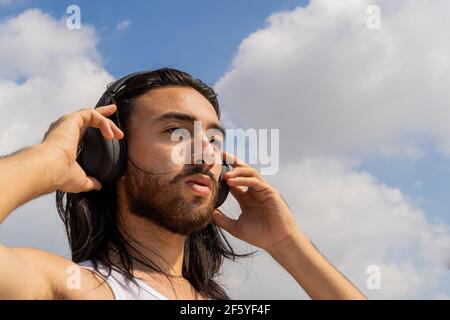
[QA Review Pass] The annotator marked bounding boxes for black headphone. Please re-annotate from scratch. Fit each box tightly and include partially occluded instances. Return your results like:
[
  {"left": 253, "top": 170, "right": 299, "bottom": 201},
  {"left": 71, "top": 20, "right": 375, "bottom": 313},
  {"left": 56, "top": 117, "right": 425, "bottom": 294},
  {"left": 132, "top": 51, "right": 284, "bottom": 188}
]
[{"left": 77, "top": 71, "right": 230, "bottom": 208}]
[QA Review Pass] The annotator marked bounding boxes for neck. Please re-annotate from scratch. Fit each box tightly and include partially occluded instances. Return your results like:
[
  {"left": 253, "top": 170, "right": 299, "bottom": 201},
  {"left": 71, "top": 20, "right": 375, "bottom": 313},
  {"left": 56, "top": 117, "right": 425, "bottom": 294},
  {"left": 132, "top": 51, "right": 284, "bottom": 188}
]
[{"left": 119, "top": 211, "right": 186, "bottom": 277}]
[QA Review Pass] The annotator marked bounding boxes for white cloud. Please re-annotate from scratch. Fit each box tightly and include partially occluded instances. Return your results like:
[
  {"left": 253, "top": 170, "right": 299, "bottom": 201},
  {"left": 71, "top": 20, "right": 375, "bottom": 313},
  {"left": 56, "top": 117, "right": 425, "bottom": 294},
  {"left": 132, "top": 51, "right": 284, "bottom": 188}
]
[
  {"left": 220, "top": 159, "right": 450, "bottom": 299},
  {"left": 116, "top": 19, "right": 131, "bottom": 31},
  {"left": 436, "top": 293, "right": 450, "bottom": 300},
  {"left": 215, "top": 0, "right": 450, "bottom": 299},
  {"left": 0, "top": 194, "right": 69, "bottom": 257},
  {"left": 0, "top": 10, "right": 112, "bottom": 255},
  {"left": 215, "top": 0, "right": 450, "bottom": 160},
  {"left": 1, "top": 3, "right": 450, "bottom": 300},
  {"left": 0, "top": 9, "right": 113, "bottom": 154}
]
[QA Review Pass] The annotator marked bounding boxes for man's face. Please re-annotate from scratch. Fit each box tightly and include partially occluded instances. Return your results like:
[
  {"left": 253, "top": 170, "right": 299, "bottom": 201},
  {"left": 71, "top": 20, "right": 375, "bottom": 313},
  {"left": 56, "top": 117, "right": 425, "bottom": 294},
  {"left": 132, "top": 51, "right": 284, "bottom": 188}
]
[{"left": 119, "top": 86, "right": 225, "bottom": 235}]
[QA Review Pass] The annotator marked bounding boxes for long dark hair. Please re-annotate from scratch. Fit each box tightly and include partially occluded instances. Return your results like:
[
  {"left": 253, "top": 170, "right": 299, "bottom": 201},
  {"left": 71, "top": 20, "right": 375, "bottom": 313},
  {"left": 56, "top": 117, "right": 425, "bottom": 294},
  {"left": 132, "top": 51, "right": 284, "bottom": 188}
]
[{"left": 56, "top": 68, "right": 253, "bottom": 299}]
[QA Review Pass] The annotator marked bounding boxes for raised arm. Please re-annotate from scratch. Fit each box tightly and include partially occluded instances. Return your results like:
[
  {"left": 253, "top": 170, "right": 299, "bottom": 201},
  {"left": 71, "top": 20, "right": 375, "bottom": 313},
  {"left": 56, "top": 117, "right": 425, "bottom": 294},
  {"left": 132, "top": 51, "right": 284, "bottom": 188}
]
[
  {"left": 212, "top": 151, "right": 366, "bottom": 300},
  {"left": 0, "top": 105, "right": 123, "bottom": 299}
]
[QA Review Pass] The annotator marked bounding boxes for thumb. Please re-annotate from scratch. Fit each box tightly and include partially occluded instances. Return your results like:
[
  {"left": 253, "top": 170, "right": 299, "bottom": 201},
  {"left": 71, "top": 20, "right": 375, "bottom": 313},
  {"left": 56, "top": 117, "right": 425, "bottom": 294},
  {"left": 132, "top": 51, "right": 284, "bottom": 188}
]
[
  {"left": 213, "top": 209, "right": 238, "bottom": 236},
  {"left": 83, "top": 176, "right": 102, "bottom": 191}
]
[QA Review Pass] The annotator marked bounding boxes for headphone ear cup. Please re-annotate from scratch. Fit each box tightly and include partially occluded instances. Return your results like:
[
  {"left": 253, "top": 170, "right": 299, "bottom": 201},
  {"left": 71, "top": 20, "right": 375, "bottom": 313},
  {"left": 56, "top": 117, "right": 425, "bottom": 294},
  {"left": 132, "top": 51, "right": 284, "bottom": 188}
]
[
  {"left": 78, "top": 127, "right": 127, "bottom": 184},
  {"left": 215, "top": 163, "right": 231, "bottom": 208}
]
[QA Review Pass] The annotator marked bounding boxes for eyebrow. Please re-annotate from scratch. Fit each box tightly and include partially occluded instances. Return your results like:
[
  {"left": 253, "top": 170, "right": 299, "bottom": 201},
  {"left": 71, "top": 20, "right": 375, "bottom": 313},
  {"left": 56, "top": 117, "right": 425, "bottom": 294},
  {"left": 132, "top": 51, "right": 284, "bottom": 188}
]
[{"left": 154, "top": 111, "right": 226, "bottom": 137}]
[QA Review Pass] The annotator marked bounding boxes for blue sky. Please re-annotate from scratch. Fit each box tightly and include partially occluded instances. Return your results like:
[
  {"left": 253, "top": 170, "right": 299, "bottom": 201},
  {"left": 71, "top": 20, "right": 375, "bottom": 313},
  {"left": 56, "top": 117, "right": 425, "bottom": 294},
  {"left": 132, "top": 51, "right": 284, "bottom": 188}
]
[
  {"left": 1, "top": 0, "right": 449, "bottom": 298},
  {"left": 3, "top": 0, "right": 449, "bottom": 227},
  {"left": 1, "top": 0, "right": 308, "bottom": 83},
  {"left": 360, "top": 147, "right": 450, "bottom": 225}
]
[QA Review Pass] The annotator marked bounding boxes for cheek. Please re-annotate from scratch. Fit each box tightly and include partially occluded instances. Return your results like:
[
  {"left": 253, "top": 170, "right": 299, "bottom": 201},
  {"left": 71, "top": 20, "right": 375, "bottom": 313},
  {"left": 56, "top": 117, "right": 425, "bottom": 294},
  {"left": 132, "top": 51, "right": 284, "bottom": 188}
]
[
  {"left": 129, "top": 138, "right": 184, "bottom": 173},
  {"left": 212, "top": 164, "right": 222, "bottom": 180}
]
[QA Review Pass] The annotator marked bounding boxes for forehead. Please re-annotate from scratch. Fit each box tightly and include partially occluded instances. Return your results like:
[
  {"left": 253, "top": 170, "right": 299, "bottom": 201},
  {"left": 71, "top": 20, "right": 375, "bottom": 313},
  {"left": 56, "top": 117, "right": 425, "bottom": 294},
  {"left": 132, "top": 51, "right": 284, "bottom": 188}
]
[{"left": 131, "top": 86, "right": 219, "bottom": 124}]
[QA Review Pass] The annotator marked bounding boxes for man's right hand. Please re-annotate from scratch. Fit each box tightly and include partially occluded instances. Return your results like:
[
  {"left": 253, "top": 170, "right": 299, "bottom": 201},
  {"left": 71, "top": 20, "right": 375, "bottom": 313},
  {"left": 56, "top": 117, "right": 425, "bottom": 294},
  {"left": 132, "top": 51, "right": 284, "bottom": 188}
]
[
  {"left": 0, "top": 105, "right": 123, "bottom": 299},
  {"left": 40, "top": 104, "right": 124, "bottom": 193}
]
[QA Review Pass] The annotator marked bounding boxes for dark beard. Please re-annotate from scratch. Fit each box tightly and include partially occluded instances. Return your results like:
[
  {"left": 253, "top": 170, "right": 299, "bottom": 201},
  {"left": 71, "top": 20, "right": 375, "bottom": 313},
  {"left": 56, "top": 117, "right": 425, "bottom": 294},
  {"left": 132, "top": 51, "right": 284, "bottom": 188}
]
[{"left": 123, "top": 163, "right": 219, "bottom": 235}]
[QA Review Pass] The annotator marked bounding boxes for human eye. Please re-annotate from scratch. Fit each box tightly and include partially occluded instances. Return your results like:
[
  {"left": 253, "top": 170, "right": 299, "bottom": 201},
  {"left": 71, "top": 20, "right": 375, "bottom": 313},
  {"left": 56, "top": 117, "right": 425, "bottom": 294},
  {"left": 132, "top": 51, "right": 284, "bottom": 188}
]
[
  {"left": 209, "top": 135, "right": 224, "bottom": 150},
  {"left": 165, "top": 127, "right": 181, "bottom": 133},
  {"left": 166, "top": 127, "right": 192, "bottom": 144}
]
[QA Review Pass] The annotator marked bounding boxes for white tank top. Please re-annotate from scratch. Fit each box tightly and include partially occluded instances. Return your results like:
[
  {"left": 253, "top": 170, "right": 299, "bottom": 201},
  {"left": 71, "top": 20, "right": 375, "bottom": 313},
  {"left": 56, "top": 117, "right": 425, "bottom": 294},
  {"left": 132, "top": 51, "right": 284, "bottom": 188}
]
[{"left": 78, "top": 260, "right": 169, "bottom": 300}]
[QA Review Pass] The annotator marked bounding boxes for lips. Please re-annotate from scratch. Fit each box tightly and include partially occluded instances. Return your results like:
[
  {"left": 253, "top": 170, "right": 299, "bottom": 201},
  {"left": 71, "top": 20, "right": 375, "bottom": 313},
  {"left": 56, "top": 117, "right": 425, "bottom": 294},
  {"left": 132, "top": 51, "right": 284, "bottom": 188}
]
[{"left": 185, "top": 174, "right": 211, "bottom": 196}]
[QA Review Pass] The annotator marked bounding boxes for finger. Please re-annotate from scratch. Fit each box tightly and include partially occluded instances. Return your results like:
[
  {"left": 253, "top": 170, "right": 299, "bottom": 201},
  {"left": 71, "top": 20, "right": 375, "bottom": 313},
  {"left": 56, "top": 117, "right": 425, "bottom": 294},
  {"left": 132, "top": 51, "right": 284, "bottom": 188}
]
[
  {"left": 74, "top": 108, "right": 112, "bottom": 137},
  {"left": 76, "top": 108, "right": 123, "bottom": 140},
  {"left": 79, "top": 104, "right": 118, "bottom": 121},
  {"left": 83, "top": 176, "right": 102, "bottom": 192},
  {"left": 95, "top": 104, "right": 117, "bottom": 115},
  {"left": 105, "top": 117, "right": 124, "bottom": 139},
  {"left": 225, "top": 166, "right": 264, "bottom": 181},
  {"left": 77, "top": 105, "right": 121, "bottom": 131},
  {"left": 229, "top": 184, "right": 247, "bottom": 199},
  {"left": 222, "top": 151, "right": 249, "bottom": 168},
  {"left": 78, "top": 118, "right": 123, "bottom": 144},
  {"left": 213, "top": 209, "right": 238, "bottom": 236},
  {"left": 93, "top": 107, "right": 124, "bottom": 139},
  {"left": 226, "top": 176, "right": 270, "bottom": 192}
]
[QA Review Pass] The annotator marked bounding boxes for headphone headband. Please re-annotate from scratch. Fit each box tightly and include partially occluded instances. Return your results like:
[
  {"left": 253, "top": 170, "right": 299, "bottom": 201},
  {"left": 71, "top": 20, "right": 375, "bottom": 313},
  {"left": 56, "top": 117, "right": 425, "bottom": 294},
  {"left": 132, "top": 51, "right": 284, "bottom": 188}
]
[{"left": 95, "top": 71, "right": 155, "bottom": 108}]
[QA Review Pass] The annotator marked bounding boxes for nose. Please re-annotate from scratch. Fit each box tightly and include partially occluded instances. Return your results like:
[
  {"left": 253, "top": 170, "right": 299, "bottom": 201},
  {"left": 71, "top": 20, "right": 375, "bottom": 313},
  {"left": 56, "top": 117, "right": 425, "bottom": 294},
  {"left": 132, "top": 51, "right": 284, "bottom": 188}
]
[{"left": 190, "top": 130, "right": 218, "bottom": 168}]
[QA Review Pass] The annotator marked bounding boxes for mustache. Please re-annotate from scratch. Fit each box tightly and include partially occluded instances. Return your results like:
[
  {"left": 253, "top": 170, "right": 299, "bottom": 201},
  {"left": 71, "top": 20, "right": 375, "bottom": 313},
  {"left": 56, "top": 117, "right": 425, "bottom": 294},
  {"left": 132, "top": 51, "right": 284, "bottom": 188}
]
[{"left": 172, "top": 165, "right": 216, "bottom": 185}]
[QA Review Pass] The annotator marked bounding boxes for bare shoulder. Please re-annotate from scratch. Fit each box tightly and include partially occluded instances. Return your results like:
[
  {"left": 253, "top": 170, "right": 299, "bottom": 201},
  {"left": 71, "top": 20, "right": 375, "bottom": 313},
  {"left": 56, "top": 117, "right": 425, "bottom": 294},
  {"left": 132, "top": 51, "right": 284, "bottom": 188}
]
[{"left": 3, "top": 246, "right": 114, "bottom": 300}]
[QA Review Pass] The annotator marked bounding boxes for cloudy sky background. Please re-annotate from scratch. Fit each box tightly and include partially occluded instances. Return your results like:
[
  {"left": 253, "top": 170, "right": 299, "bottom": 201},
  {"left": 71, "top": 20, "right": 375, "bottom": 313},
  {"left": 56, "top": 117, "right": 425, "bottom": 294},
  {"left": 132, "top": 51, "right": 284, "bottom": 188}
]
[{"left": 1, "top": 0, "right": 449, "bottom": 299}]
